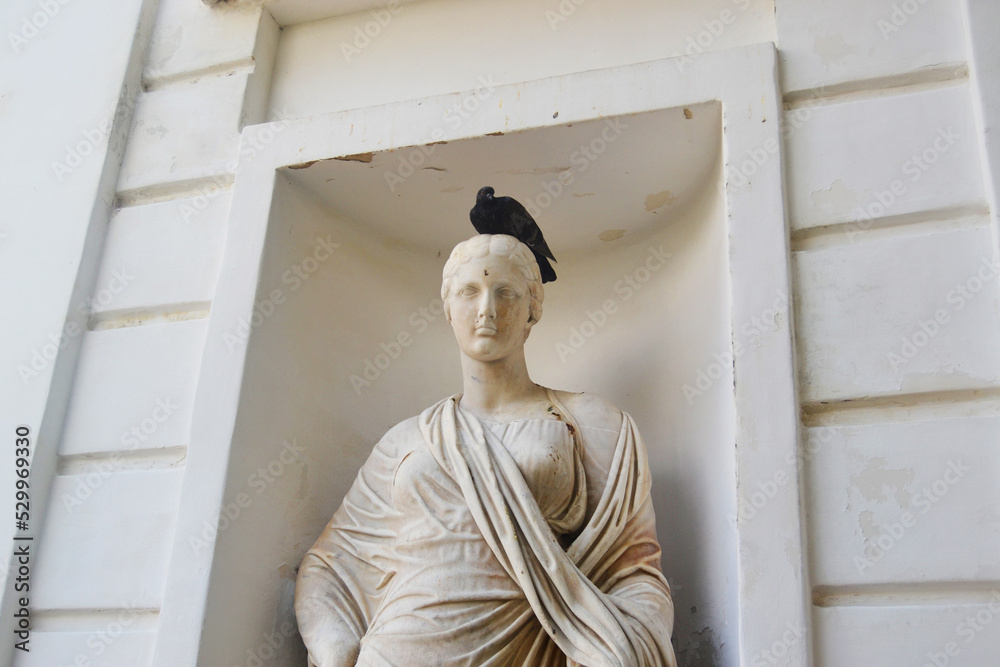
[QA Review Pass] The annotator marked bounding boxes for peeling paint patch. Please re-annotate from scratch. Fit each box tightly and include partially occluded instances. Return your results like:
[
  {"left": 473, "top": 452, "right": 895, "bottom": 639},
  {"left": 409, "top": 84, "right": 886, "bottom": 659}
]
[
  {"left": 335, "top": 152, "right": 373, "bottom": 163},
  {"left": 809, "top": 178, "right": 859, "bottom": 214},
  {"left": 813, "top": 32, "right": 856, "bottom": 67},
  {"left": 850, "top": 456, "right": 914, "bottom": 507},
  {"left": 145, "top": 124, "right": 168, "bottom": 139},
  {"left": 150, "top": 26, "right": 184, "bottom": 71},
  {"left": 683, "top": 108, "right": 693, "bottom": 119},
  {"left": 599, "top": 229, "right": 626, "bottom": 242},
  {"left": 421, "top": 166, "right": 446, "bottom": 172},
  {"left": 288, "top": 160, "right": 318, "bottom": 170},
  {"left": 644, "top": 190, "right": 677, "bottom": 212},
  {"left": 858, "top": 509, "right": 880, "bottom": 543}
]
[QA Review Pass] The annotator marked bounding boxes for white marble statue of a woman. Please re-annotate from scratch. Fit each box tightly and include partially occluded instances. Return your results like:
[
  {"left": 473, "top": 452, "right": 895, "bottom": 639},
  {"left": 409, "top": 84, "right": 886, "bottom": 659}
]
[{"left": 295, "top": 234, "right": 677, "bottom": 667}]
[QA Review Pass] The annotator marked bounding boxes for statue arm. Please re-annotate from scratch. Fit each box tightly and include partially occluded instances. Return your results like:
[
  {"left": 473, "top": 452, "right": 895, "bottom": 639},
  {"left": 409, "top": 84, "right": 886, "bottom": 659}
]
[
  {"left": 591, "top": 497, "right": 677, "bottom": 667},
  {"left": 295, "top": 429, "right": 407, "bottom": 667},
  {"left": 565, "top": 392, "right": 677, "bottom": 666},
  {"left": 295, "top": 552, "right": 368, "bottom": 667}
]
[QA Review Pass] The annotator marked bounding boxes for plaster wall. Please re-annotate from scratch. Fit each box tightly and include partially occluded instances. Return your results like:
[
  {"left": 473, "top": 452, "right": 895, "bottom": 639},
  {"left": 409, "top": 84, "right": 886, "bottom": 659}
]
[
  {"left": 0, "top": 0, "right": 157, "bottom": 662},
  {"left": 268, "top": 0, "right": 776, "bottom": 121},
  {"left": 774, "top": 0, "right": 1000, "bottom": 665},
  {"left": 3, "top": 0, "right": 277, "bottom": 664},
  {"left": 6, "top": 0, "right": 1000, "bottom": 665}
]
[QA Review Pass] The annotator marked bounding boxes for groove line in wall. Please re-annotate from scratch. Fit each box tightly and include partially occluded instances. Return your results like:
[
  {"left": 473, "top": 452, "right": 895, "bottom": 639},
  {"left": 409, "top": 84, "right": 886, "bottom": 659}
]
[
  {"left": 31, "top": 607, "right": 160, "bottom": 632},
  {"left": 801, "top": 387, "right": 1000, "bottom": 427},
  {"left": 141, "top": 58, "right": 256, "bottom": 92},
  {"left": 814, "top": 582, "right": 1000, "bottom": 608},
  {"left": 88, "top": 302, "right": 212, "bottom": 331},
  {"left": 789, "top": 204, "right": 991, "bottom": 252},
  {"left": 783, "top": 63, "right": 969, "bottom": 110},
  {"left": 57, "top": 446, "right": 188, "bottom": 475},
  {"left": 116, "top": 173, "right": 235, "bottom": 208}
]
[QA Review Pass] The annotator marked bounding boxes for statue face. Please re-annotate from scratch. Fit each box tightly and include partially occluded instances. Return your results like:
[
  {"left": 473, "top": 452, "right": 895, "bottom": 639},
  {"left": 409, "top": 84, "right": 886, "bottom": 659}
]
[{"left": 446, "top": 253, "right": 534, "bottom": 362}]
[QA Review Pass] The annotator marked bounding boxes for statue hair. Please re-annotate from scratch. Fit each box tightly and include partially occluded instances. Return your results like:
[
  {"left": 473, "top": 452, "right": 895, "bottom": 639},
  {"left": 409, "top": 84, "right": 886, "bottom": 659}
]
[{"left": 441, "top": 234, "right": 544, "bottom": 325}]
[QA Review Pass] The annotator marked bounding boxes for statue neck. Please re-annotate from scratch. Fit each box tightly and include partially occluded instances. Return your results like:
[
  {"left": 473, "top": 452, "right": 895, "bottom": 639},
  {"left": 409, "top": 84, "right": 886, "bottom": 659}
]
[{"left": 458, "top": 350, "right": 547, "bottom": 421}]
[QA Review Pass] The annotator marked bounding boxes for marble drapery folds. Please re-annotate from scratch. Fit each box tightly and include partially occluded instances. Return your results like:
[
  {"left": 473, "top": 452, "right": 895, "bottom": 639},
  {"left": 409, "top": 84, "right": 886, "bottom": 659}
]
[{"left": 296, "top": 391, "right": 676, "bottom": 666}]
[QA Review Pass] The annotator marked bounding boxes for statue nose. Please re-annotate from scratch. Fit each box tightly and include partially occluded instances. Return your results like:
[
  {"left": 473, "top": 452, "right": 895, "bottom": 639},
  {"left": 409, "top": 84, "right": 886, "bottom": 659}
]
[{"left": 477, "top": 293, "right": 496, "bottom": 320}]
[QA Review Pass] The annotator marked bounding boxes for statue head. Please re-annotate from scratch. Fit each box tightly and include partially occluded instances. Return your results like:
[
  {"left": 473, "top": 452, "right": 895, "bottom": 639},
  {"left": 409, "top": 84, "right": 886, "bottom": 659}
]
[
  {"left": 441, "top": 235, "right": 544, "bottom": 361},
  {"left": 442, "top": 235, "right": 544, "bottom": 323}
]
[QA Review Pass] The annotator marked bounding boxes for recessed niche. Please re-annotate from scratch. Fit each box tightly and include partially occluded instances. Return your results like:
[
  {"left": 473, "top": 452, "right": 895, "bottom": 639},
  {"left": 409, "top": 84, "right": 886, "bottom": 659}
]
[
  {"left": 198, "top": 103, "right": 739, "bottom": 666},
  {"left": 183, "top": 48, "right": 795, "bottom": 667}
]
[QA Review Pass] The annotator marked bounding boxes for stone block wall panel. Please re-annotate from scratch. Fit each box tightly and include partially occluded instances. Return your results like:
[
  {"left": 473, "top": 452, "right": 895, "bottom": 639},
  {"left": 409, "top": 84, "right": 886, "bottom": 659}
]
[
  {"left": 145, "top": 0, "right": 262, "bottom": 84},
  {"left": 59, "top": 320, "right": 207, "bottom": 457},
  {"left": 814, "top": 604, "right": 1000, "bottom": 666},
  {"left": 12, "top": 631, "right": 156, "bottom": 667},
  {"left": 805, "top": 417, "right": 1000, "bottom": 587},
  {"left": 32, "top": 469, "right": 183, "bottom": 610},
  {"left": 794, "top": 224, "right": 1000, "bottom": 403},
  {"left": 91, "top": 195, "right": 230, "bottom": 317},
  {"left": 117, "top": 72, "right": 248, "bottom": 200},
  {"left": 786, "top": 83, "right": 986, "bottom": 231},
  {"left": 776, "top": 0, "right": 967, "bottom": 93}
]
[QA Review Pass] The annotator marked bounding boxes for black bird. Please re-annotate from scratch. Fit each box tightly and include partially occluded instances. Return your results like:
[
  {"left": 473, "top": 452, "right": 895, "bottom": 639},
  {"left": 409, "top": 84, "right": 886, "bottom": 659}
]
[{"left": 469, "top": 186, "right": 557, "bottom": 283}]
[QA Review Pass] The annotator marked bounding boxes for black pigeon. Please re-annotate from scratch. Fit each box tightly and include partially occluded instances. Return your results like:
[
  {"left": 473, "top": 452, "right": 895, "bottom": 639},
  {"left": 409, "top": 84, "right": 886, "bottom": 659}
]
[{"left": 469, "top": 186, "right": 557, "bottom": 283}]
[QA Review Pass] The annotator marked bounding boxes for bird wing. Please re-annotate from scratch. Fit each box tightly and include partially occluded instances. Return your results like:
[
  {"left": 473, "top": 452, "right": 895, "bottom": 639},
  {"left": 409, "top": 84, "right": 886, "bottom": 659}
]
[
  {"left": 534, "top": 252, "right": 557, "bottom": 283},
  {"left": 470, "top": 201, "right": 502, "bottom": 235},
  {"left": 507, "top": 199, "right": 556, "bottom": 261}
]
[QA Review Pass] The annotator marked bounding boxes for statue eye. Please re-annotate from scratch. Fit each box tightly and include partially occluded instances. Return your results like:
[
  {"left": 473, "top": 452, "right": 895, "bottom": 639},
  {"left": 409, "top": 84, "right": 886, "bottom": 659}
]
[
  {"left": 459, "top": 286, "right": 478, "bottom": 297},
  {"left": 498, "top": 287, "right": 518, "bottom": 299}
]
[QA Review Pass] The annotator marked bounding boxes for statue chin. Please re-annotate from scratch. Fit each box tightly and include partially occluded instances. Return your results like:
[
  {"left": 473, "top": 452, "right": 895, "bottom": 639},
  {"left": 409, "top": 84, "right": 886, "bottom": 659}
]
[{"left": 294, "top": 236, "right": 677, "bottom": 667}]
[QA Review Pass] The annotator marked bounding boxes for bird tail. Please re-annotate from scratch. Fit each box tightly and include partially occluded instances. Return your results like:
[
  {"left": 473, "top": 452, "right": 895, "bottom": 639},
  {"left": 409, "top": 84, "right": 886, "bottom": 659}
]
[{"left": 535, "top": 254, "right": 557, "bottom": 284}]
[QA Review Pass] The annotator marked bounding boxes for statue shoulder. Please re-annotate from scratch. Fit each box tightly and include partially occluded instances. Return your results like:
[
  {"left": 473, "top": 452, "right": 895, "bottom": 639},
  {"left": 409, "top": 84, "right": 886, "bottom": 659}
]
[
  {"left": 374, "top": 415, "right": 424, "bottom": 457},
  {"left": 551, "top": 390, "right": 625, "bottom": 434}
]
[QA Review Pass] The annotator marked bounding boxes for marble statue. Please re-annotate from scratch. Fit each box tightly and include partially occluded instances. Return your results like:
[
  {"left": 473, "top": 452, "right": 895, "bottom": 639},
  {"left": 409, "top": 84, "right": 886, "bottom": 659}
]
[{"left": 295, "top": 234, "right": 677, "bottom": 666}]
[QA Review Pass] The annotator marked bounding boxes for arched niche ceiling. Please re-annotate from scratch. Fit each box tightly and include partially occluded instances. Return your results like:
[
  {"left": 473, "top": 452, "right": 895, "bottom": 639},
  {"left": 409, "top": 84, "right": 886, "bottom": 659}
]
[{"left": 282, "top": 103, "right": 721, "bottom": 255}]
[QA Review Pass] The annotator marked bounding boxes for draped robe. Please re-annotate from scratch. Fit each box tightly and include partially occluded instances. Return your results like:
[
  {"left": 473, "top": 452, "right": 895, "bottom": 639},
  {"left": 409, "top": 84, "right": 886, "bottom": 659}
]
[{"left": 295, "top": 391, "right": 676, "bottom": 667}]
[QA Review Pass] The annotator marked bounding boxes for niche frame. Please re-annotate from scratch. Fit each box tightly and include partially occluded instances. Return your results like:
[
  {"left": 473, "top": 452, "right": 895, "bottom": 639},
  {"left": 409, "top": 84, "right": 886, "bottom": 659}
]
[{"left": 150, "top": 43, "right": 808, "bottom": 667}]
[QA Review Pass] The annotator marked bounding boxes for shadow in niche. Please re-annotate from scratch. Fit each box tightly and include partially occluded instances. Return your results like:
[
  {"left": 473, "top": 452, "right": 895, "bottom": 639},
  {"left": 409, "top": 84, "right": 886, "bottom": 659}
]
[
  {"left": 620, "top": 333, "right": 727, "bottom": 666},
  {"left": 655, "top": 472, "right": 724, "bottom": 667}
]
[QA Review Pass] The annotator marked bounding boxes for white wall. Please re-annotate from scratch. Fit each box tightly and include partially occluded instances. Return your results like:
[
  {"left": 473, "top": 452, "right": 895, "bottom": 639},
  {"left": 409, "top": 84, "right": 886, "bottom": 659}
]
[
  {"left": 3, "top": 0, "right": 277, "bottom": 664},
  {"left": 269, "top": 0, "right": 776, "bottom": 121},
  {"left": 776, "top": 0, "right": 1000, "bottom": 664},
  {"left": 10, "top": 0, "right": 1000, "bottom": 665},
  {"left": 1, "top": 0, "right": 155, "bottom": 663}
]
